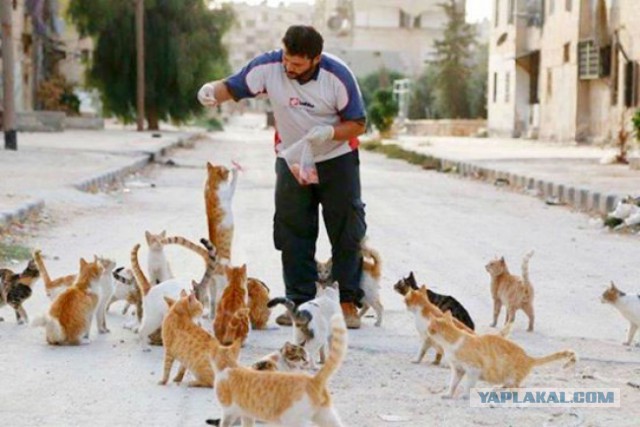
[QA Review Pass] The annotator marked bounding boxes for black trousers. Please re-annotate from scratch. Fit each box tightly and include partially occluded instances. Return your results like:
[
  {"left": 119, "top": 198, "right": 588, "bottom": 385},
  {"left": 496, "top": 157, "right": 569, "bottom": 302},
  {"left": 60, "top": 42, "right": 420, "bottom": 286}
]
[{"left": 274, "top": 150, "right": 366, "bottom": 305}]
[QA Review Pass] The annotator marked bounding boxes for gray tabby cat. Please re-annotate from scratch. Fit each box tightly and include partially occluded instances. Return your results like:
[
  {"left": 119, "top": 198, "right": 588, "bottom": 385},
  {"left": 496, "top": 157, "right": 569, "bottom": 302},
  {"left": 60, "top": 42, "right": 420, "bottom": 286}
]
[{"left": 0, "top": 259, "right": 40, "bottom": 324}]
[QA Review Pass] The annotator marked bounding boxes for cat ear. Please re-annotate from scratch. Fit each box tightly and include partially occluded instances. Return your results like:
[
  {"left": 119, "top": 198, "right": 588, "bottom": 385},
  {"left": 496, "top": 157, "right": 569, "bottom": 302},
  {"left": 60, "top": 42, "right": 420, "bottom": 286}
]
[
  {"left": 145, "top": 231, "right": 152, "bottom": 245},
  {"left": 160, "top": 230, "right": 167, "bottom": 238},
  {"left": 180, "top": 289, "right": 188, "bottom": 298},
  {"left": 164, "top": 296, "right": 176, "bottom": 307},
  {"left": 500, "top": 256, "right": 505, "bottom": 262},
  {"left": 240, "top": 264, "right": 247, "bottom": 275},
  {"left": 188, "top": 293, "right": 197, "bottom": 304},
  {"left": 79, "top": 258, "right": 88, "bottom": 268},
  {"left": 331, "top": 281, "right": 339, "bottom": 289},
  {"left": 610, "top": 281, "right": 617, "bottom": 290},
  {"left": 206, "top": 162, "right": 214, "bottom": 173},
  {"left": 419, "top": 284, "right": 427, "bottom": 293}
]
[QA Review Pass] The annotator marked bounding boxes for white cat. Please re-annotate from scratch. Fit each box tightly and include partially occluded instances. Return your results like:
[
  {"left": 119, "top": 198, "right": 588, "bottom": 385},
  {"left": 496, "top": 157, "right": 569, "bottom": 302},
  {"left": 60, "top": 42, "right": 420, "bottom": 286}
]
[
  {"left": 137, "top": 278, "right": 194, "bottom": 351},
  {"left": 108, "top": 267, "right": 136, "bottom": 315},
  {"left": 145, "top": 230, "right": 173, "bottom": 285},
  {"left": 267, "top": 282, "right": 342, "bottom": 369},
  {"left": 94, "top": 257, "right": 116, "bottom": 334},
  {"left": 602, "top": 282, "right": 640, "bottom": 346}
]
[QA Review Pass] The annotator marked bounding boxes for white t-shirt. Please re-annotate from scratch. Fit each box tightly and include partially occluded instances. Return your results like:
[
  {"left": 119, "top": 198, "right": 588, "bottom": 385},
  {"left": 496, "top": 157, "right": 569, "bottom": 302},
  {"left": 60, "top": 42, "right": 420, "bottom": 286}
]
[{"left": 224, "top": 49, "right": 366, "bottom": 163}]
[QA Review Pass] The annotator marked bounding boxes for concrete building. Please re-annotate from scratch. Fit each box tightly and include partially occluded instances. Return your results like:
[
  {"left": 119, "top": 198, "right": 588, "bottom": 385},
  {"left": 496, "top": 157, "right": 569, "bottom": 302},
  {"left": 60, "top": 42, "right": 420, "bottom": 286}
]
[
  {"left": 313, "top": 0, "right": 461, "bottom": 77},
  {"left": 223, "top": 1, "right": 314, "bottom": 73},
  {"left": 488, "top": 0, "right": 640, "bottom": 143}
]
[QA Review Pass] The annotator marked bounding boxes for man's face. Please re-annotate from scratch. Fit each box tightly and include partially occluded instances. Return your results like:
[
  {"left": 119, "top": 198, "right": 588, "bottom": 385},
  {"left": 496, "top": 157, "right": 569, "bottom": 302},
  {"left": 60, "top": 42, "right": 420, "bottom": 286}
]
[{"left": 283, "top": 50, "right": 320, "bottom": 81}]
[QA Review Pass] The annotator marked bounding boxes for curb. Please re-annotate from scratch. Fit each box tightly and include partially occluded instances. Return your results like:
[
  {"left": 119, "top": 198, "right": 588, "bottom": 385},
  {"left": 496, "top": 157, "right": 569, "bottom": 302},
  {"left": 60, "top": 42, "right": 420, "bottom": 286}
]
[
  {"left": 436, "top": 157, "right": 620, "bottom": 216},
  {"left": 0, "top": 199, "right": 45, "bottom": 231},
  {"left": 0, "top": 133, "right": 201, "bottom": 231},
  {"left": 73, "top": 133, "right": 197, "bottom": 192}
]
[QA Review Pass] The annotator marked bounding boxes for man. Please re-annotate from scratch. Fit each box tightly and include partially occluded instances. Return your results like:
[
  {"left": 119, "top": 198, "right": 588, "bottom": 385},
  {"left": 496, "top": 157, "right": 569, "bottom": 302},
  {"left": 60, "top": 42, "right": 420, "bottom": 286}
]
[{"left": 197, "top": 25, "right": 367, "bottom": 329}]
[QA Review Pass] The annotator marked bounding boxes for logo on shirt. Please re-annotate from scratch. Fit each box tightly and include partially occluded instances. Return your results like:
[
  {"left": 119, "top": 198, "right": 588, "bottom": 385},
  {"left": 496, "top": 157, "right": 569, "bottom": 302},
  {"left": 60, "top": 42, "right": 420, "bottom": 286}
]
[{"left": 289, "top": 97, "right": 315, "bottom": 109}]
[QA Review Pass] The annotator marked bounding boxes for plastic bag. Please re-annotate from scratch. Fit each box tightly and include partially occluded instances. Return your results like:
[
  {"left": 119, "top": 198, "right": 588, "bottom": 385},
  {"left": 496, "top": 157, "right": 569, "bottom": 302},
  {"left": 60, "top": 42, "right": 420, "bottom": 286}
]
[{"left": 279, "top": 138, "right": 319, "bottom": 185}]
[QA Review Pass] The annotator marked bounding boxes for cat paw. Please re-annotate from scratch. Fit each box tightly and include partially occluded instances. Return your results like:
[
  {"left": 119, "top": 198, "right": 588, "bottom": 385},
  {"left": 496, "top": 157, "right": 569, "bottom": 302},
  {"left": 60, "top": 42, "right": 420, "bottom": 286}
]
[
  {"left": 411, "top": 359, "right": 422, "bottom": 364},
  {"left": 441, "top": 395, "right": 454, "bottom": 400},
  {"left": 17, "top": 319, "right": 26, "bottom": 325},
  {"left": 80, "top": 338, "right": 91, "bottom": 345},
  {"left": 623, "top": 341, "right": 631, "bottom": 346},
  {"left": 158, "top": 380, "right": 168, "bottom": 386},
  {"left": 99, "top": 328, "right": 110, "bottom": 334},
  {"left": 490, "top": 322, "right": 497, "bottom": 327},
  {"left": 142, "top": 347, "right": 152, "bottom": 353}
]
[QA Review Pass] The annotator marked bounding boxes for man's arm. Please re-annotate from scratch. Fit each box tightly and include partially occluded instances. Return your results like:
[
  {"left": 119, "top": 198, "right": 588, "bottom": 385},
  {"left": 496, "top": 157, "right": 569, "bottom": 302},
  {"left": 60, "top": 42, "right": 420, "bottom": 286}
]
[
  {"left": 332, "top": 119, "right": 366, "bottom": 141},
  {"left": 197, "top": 80, "right": 234, "bottom": 107}
]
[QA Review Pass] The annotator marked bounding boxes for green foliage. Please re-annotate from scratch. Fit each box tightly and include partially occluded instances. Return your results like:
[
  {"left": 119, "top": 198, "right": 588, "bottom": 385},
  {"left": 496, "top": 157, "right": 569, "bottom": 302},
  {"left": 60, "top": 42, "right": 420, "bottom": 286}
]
[
  {"left": 632, "top": 109, "right": 640, "bottom": 142},
  {"left": 432, "top": 0, "right": 476, "bottom": 118},
  {"left": 0, "top": 242, "right": 32, "bottom": 263},
  {"left": 67, "top": 0, "right": 234, "bottom": 129},
  {"left": 361, "top": 140, "right": 441, "bottom": 169},
  {"left": 408, "top": 65, "right": 439, "bottom": 119},
  {"left": 358, "top": 69, "right": 405, "bottom": 109},
  {"left": 367, "top": 89, "right": 399, "bottom": 135},
  {"left": 468, "top": 42, "right": 488, "bottom": 119}
]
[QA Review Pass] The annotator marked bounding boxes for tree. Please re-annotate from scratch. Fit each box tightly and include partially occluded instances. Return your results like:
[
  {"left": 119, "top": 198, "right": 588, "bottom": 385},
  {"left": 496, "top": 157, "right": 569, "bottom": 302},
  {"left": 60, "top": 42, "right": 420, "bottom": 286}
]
[
  {"left": 358, "top": 69, "right": 405, "bottom": 109},
  {"left": 432, "top": 0, "right": 475, "bottom": 118},
  {"left": 408, "top": 65, "right": 439, "bottom": 119},
  {"left": 467, "top": 42, "right": 488, "bottom": 119},
  {"left": 67, "top": 0, "right": 233, "bottom": 130},
  {"left": 368, "top": 89, "right": 399, "bottom": 137}
]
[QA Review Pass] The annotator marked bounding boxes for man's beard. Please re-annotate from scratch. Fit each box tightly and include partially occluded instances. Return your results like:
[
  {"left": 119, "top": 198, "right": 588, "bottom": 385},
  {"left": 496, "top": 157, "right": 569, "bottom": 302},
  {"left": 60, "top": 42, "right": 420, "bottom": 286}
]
[{"left": 286, "top": 64, "right": 317, "bottom": 83}]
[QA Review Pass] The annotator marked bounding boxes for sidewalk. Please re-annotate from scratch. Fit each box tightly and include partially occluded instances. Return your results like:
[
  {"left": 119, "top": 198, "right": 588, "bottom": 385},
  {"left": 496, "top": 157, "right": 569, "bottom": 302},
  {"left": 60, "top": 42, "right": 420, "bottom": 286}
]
[
  {"left": 0, "top": 129, "right": 200, "bottom": 230},
  {"left": 384, "top": 134, "right": 640, "bottom": 215}
]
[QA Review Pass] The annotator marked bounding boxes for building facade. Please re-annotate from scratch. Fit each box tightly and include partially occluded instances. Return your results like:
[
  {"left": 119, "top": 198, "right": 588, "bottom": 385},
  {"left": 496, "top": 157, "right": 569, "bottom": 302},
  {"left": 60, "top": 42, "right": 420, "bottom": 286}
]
[
  {"left": 313, "top": 0, "right": 461, "bottom": 77},
  {"left": 488, "top": 0, "right": 640, "bottom": 143}
]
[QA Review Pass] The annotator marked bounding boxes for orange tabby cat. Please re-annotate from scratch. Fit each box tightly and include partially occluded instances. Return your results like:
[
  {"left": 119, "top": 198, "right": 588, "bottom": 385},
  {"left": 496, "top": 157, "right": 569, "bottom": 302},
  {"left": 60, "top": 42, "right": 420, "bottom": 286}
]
[
  {"left": 485, "top": 251, "right": 535, "bottom": 331},
  {"left": 221, "top": 307, "right": 251, "bottom": 347},
  {"left": 33, "top": 249, "right": 76, "bottom": 300},
  {"left": 213, "top": 264, "right": 249, "bottom": 345},
  {"left": 204, "top": 163, "right": 238, "bottom": 318},
  {"left": 159, "top": 291, "right": 220, "bottom": 388},
  {"left": 32, "top": 257, "right": 103, "bottom": 345},
  {"left": 247, "top": 277, "right": 271, "bottom": 329},
  {"left": 210, "top": 314, "right": 347, "bottom": 426},
  {"left": 403, "top": 286, "right": 475, "bottom": 365},
  {"left": 428, "top": 311, "right": 576, "bottom": 399}
]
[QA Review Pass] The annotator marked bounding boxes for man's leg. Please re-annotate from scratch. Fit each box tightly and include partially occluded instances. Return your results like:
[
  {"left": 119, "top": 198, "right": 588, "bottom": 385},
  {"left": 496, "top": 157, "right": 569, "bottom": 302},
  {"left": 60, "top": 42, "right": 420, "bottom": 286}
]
[
  {"left": 274, "top": 158, "right": 319, "bottom": 306},
  {"left": 318, "top": 151, "right": 366, "bottom": 318}
]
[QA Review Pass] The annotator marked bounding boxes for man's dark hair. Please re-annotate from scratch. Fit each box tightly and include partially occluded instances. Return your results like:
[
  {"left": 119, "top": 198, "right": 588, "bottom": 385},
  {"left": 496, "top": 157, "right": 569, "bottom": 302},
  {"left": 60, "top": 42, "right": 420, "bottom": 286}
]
[{"left": 282, "top": 26, "right": 323, "bottom": 59}]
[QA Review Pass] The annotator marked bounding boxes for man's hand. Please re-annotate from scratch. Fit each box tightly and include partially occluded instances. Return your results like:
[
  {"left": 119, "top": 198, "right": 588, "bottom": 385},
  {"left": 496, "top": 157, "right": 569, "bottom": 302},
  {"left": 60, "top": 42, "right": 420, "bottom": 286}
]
[
  {"left": 303, "top": 125, "right": 335, "bottom": 145},
  {"left": 197, "top": 82, "right": 218, "bottom": 107}
]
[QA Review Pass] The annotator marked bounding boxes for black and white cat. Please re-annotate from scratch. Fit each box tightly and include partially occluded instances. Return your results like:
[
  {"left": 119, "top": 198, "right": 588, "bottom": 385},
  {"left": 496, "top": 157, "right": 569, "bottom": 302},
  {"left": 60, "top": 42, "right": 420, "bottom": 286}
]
[
  {"left": 0, "top": 259, "right": 40, "bottom": 324},
  {"left": 267, "top": 282, "right": 342, "bottom": 369},
  {"left": 252, "top": 342, "right": 311, "bottom": 372}
]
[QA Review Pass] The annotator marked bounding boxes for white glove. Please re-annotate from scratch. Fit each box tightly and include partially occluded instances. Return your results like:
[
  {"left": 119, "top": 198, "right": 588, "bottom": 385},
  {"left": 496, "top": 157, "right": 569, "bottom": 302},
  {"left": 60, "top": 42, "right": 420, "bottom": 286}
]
[
  {"left": 197, "top": 82, "right": 218, "bottom": 107},
  {"left": 304, "top": 125, "right": 335, "bottom": 145}
]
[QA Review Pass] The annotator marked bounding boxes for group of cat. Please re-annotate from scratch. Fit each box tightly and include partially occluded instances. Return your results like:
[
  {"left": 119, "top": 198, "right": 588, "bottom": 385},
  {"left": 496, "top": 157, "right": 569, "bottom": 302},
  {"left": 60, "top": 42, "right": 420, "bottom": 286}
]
[{"left": 2, "top": 160, "right": 639, "bottom": 425}]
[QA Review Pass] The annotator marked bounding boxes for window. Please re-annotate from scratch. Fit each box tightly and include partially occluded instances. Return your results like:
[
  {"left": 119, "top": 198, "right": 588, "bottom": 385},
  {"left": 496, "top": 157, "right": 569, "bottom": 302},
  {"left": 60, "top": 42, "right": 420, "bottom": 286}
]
[
  {"left": 563, "top": 43, "right": 570, "bottom": 63},
  {"left": 413, "top": 15, "right": 422, "bottom": 28},
  {"left": 399, "top": 10, "right": 412, "bottom": 28},
  {"left": 495, "top": 0, "right": 500, "bottom": 27},
  {"left": 578, "top": 40, "right": 600, "bottom": 79},
  {"left": 546, "top": 68, "right": 553, "bottom": 98},
  {"left": 493, "top": 72, "right": 498, "bottom": 102},
  {"left": 624, "top": 61, "right": 639, "bottom": 107},
  {"left": 245, "top": 19, "right": 255, "bottom": 28},
  {"left": 505, "top": 72, "right": 511, "bottom": 102},
  {"left": 566, "top": 0, "right": 572, "bottom": 12},
  {"left": 549, "top": 0, "right": 555, "bottom": 15},
  {"left": 508, "top": 0, "right": 514, "bottom": 24}
]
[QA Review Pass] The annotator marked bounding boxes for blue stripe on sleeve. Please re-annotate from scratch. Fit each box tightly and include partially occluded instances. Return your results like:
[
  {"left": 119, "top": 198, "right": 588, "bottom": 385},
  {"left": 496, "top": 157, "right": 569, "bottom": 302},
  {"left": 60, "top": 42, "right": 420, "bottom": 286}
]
[
  {"left": 224, "top": 50, "right": 283, "bottom": 100},
  {"left": 320, "top": 55, "right": 366, "bottom": 121}
]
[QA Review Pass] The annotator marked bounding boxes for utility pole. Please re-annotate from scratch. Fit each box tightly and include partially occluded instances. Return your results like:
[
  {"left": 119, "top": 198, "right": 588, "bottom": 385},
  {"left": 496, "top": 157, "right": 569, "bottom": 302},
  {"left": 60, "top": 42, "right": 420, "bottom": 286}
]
[
  {"left": 136, "top": 0, "right": 145, "bottom": 131},
  {"left": 1, "top": 0, "right": 17, "bottom": 150}
]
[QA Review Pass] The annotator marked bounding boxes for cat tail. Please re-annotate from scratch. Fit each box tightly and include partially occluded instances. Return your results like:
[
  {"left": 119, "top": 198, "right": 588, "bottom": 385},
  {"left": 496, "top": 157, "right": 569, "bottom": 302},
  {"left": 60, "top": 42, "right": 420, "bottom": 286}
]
[
  {"left": 267, "top": 297, "right": 297, "bottom": 317},
  {"left": 130, "top": 244, "right": 151, "bottom": 296},
  {"left": 521, "top": 251, "right": 535, "bottom": 290},
  {"left": 532, "top": 350, "right": 577, "bottom": 369},
  {"left": 312, "top": 314, "right": 348, "bottom": 387},
  {"left": 160, "top": 235, "right": 210, "bottom": 262},
  {"left": 32, "top": 314, "right": 65, "bottom": 342},
  {"left": 32, "top": 249, "right": 52, "bottom": 287},
  {"left": 360, "top": 239, "right": 382, "bottom": 277},
  {"left": 498, "top": 321, "right": 514, "bottom": 338},
  {"left": 112, "top": 267, "right": 134, "bottom": 285}
]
